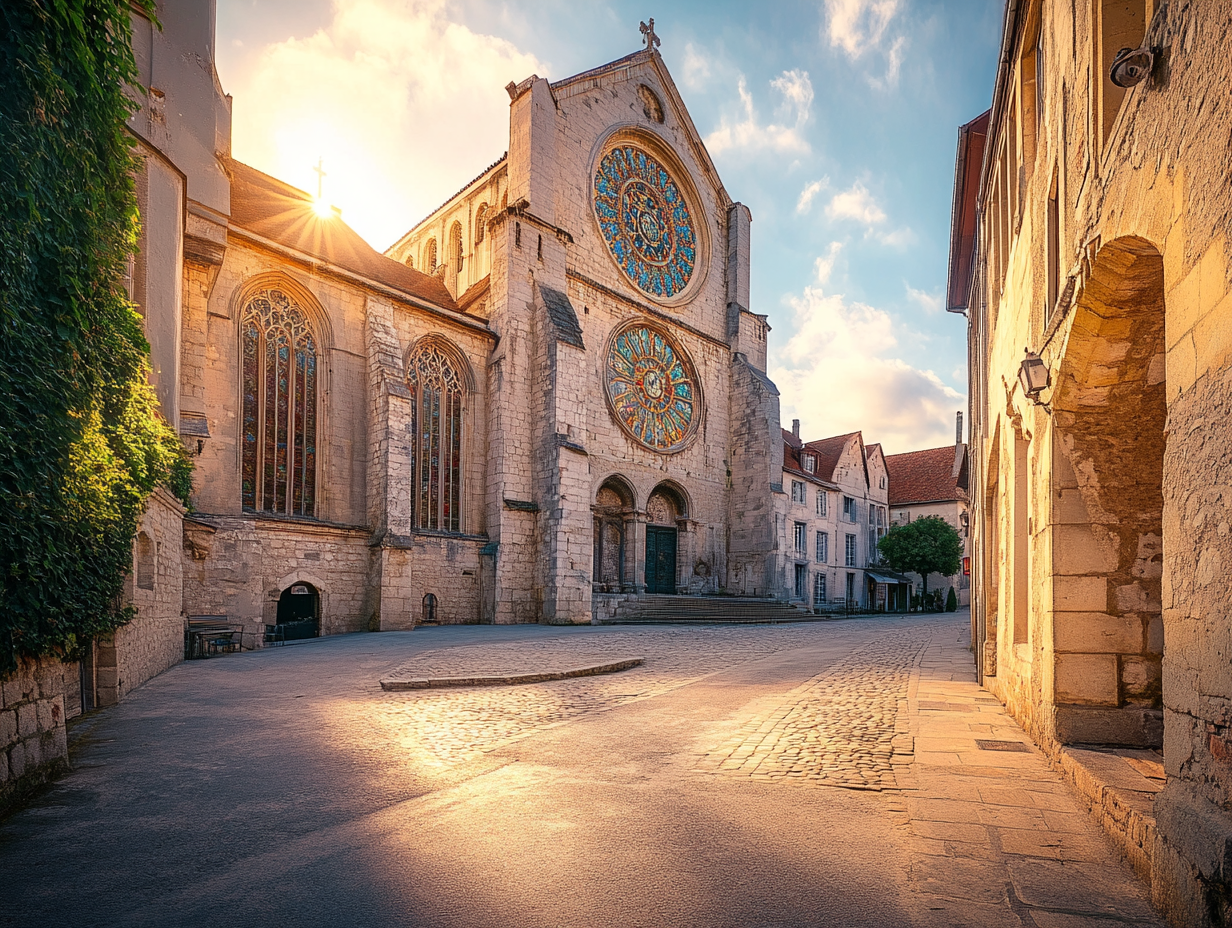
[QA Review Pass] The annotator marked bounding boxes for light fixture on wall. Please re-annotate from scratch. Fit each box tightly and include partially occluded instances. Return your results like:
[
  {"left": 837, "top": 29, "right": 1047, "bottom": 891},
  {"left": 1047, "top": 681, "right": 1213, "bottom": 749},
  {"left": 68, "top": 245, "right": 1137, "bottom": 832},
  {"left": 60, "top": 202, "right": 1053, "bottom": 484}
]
[
  {"left": 1018, "top": 348, "right": 1052, "bottom": 411},
  {"left": 1110, "top": 46, "right": 1155, "bottom": 88}
]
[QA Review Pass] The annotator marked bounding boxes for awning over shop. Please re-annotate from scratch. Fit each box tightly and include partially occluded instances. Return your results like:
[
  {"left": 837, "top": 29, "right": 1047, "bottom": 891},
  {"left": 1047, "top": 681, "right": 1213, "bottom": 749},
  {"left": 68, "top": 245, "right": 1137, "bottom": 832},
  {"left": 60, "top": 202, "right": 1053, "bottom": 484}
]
[{"left": 866, "top": 569, "right": 912, "bottom": 585}]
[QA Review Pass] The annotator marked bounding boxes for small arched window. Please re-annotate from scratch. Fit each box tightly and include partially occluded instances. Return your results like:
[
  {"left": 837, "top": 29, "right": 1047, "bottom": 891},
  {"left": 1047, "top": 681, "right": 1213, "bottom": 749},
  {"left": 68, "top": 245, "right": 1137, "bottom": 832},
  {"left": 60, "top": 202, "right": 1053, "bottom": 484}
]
[
  {"left": 424, "top": 239, "right": 438, "bottom": 273},
  {"left": 407, "top": 339, "right": 466, "bottom": 532},
  {"left": 474, "top": 204, "right": 488, "bottom": 245},
  {"left": 405, "top": 253, "right": 415, "bottom": 270},
  {"left": 450, "top": 221, "right": 463, "bottom": 275},
  {"left": 241, "top": 288, "right": 318, "bottom": 517}
]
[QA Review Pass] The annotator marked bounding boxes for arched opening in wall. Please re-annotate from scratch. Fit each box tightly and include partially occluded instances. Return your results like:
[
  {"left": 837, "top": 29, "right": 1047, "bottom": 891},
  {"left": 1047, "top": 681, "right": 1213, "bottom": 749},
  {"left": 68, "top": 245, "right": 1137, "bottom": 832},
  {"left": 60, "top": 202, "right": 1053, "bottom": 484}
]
[
  {"left": 136, "top": 531, "right": 155, "bottom": 591},
  {"left": 405, "top": 253, "right": 414, "bottom": 270},
  {"left": 276, "top": 582, "right": 320, "bottom": 640},
  {"left": 474, "top": 204, "right": 488, "bottom": 245},
  {"left": 593, "top": 477, "right": 635, "bottom": 591},
  {"left": 424, "top": 238, "right": 438, "bottom": 274},
  {"left": 645, "top": 483, "right": 687, "bottom": 595},
  {"left": 1051, "top": 235, "right": 1165, "bottom": 748},
  {"left": 422, "top": 593, "right": 438, "bottom": 624},
  {"left": 447, "top": 221, "right": 463, "bottom": 296}
]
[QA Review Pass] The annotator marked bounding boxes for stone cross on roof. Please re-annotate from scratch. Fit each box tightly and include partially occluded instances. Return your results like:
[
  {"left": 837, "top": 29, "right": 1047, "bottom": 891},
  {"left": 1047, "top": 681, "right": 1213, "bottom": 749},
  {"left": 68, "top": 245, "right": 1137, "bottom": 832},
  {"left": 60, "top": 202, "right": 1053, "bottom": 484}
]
[{"left": 640, "top": 18, "right": 661, "bottom": 51}]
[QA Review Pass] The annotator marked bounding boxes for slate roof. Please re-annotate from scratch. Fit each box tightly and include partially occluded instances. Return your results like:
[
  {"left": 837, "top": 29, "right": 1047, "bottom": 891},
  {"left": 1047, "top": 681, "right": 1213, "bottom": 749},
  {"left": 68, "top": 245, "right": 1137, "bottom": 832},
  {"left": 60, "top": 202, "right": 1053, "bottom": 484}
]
[
  {"left": 228, "top": 160, "right": 459, "bottom": 311},
  {"left": 884, "top": 444, "right": 969, "bottom": 506},
  {"left": 539, "top": 285, "right": 585, "bottom": 349}
]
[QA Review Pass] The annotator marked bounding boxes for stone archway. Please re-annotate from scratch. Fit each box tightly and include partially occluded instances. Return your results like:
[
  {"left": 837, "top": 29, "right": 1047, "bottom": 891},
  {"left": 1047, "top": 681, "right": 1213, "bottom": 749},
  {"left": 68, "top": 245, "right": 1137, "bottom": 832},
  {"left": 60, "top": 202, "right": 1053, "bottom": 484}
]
[
  {"left": 646, "top": 483, "right": 688, "bottom": 595},
  {"left": 593, "top": 476, "right": 635, "bottom": 592},
  {"left": 1049, "top": 236, "right": 1165, "bottom": 747}
]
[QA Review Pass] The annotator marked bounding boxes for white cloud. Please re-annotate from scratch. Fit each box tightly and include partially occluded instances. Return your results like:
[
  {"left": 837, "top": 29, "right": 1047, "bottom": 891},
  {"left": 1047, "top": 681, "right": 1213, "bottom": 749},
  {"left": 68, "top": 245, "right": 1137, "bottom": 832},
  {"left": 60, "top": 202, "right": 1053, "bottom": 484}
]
[
  {"left": 824, "top": 180, "right": 914, "bottom": 246},
  {"left": 771, "top": 280, "right": 965, "bottom": 453},
  {"left": 796, "top": 177, "right": 830, "bottom": 214},
  {"left": 770, "top": 69, "right": 814, "bottom": 126},
  {"left": 824, "top": 0, "right": 900, "bottom": 56},
  {"left": 822, "top": 0, "right": 908, "bottom": 89},
  {"left": 224, "top": 0, "right": 544, "bottom": 249},
  {"left": 705, "top": 71, "right": 813, "bottom": 156},
  {"left": 681, "top": 42, "right": 712, "bottom": 90},
  {"left": 826, "top": 180, "right": 886, "bottom": 225},
  {"left": 906, "top": 284, "right": 943, "bottom": 314},
  {"left": 814, "top": 241, "right": 844, "bottom": 283}
]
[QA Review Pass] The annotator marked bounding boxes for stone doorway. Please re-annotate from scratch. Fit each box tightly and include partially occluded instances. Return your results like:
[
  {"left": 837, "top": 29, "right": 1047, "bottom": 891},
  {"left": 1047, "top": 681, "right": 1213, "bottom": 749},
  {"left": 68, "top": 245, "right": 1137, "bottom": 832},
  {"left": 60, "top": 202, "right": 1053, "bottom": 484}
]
[
  {"left": 646, "top": 527, "right": 678, "bottom": 594},
  {"left": 276, "top": 583, "right": 319, "bottom": 640}
]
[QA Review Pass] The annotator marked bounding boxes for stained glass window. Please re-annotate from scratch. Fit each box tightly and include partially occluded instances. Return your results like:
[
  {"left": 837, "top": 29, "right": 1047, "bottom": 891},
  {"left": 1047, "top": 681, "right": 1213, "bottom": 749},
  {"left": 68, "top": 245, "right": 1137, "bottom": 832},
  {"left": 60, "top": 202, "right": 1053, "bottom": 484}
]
[
  {"left": 593, "top": 143, "right": 697, "bottom": 299},
  {"left": 603, "top": 322, "right": 700, "bottom": 454},
  {"left": 407, "top": 340, "right": 465, "bottom": 532},
  {"left": 241, "top": 288, "right": 318, "bottom": 517}
]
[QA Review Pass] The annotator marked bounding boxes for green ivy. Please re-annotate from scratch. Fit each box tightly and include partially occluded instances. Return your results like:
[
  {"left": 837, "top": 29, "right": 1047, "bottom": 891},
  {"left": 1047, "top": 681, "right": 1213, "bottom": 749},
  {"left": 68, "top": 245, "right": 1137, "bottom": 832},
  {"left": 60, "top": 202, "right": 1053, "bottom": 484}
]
[{"left": 0, "top": 0, "right": 191, "bottom": 675}]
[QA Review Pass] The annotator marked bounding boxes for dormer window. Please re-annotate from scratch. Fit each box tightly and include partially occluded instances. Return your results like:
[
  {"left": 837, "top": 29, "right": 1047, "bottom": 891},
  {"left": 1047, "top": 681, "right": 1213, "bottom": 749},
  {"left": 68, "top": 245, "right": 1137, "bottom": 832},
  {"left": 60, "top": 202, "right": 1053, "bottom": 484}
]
[{"left": 803, "top": 454, "right": 816, "bottom": 474}]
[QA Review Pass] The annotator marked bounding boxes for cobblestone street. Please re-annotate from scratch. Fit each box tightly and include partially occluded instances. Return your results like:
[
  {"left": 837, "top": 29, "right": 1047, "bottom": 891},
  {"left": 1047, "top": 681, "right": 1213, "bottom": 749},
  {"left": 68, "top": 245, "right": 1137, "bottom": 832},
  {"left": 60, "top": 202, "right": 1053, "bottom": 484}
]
[{"left": 0, "top": 612, "right": 1162, "bottom": 927}]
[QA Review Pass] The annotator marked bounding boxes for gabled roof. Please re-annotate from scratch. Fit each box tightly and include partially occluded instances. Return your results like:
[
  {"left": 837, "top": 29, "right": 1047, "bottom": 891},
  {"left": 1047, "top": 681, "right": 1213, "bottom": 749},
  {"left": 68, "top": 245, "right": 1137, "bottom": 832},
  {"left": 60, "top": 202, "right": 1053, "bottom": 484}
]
[
  {"left": 803, "top": 431, "right": 869, "bottom": 488},
  {"left": 946, "top": 110, "right": 989, "bottom": 313},
  {"left": 548, "top": 48, "right": 733, "bottom": 211},
  {"left": 885, "top": 444, "right": 970, "bottom": 506},
  {"left": 229, "top": 160, "right": 459, "bottom": 311},
  {"left": 782, "top": 436, "right": 839, "bottom": 489}
]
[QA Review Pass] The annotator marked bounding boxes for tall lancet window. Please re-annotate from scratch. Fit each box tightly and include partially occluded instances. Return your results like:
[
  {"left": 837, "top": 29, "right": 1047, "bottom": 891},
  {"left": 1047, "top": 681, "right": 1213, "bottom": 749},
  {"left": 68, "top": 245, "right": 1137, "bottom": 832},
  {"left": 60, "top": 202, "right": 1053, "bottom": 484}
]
[
  {"left": 241, "top": 289, "right": 318, "bottom": 517},
  {"left": 407, "top": 340, "right": 465, "bottom": 532}
]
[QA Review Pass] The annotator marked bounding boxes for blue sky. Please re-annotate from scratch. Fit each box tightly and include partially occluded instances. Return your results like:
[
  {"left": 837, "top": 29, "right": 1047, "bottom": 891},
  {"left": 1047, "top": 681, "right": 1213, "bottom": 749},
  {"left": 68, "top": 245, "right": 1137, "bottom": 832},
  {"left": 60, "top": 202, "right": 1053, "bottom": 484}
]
[{"left": 215, "top": 0, "right": 1002, "bottom": 453}]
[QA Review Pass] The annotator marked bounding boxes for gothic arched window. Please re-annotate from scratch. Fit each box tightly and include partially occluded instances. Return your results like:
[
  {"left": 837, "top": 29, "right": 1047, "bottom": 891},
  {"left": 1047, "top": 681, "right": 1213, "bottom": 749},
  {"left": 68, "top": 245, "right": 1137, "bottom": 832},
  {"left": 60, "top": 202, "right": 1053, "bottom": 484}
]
[
  {"left": 241, "top": 288, "right": 318, "bottom": 517},
  {"left": 424, "top": 239, "right": 438, "bottom": 273},
  {"left": 450, "top": 221, "right": 463, "bottom": 274},
  {"left": 407, "top": 340, "right": 466, "bottom": 532},
  {"left": 474, "top": 204, "right": 488, "bottom": 244}
]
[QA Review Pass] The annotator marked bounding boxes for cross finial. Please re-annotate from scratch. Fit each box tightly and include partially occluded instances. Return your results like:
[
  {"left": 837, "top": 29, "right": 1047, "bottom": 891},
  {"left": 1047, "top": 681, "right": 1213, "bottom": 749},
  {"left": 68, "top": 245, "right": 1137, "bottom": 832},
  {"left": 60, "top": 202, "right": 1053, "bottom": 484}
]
[
  {"left": 639, "top": 18, "right": 660, "bottom": 51},
  {"left": 313, "top": 157, "right": 327, "bottom": 199}
]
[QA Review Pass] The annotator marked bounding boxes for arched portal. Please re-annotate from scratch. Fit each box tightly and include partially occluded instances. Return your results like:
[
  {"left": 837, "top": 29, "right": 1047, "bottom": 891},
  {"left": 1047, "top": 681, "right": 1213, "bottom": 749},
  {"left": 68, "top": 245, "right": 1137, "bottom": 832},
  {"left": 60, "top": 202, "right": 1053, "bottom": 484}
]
[
  {"left": 1049, "top": 236, "right": 1165, "bottom": 747},
  {"left": 593, "top": 477, "right": 635, "bottom": 591},
  {"left": 276, "top": 582, "right": 320, "bottom": 640},
  {"left": 645, "top": 483, "right": 688, "bottom": 594}
]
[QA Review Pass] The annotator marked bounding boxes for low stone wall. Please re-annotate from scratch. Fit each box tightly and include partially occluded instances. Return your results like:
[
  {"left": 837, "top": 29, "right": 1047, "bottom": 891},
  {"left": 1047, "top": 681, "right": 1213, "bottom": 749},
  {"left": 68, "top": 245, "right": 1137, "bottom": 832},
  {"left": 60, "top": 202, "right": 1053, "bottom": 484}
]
[{"left": 1, "top": 655, "right": 75, "bottom": 816}]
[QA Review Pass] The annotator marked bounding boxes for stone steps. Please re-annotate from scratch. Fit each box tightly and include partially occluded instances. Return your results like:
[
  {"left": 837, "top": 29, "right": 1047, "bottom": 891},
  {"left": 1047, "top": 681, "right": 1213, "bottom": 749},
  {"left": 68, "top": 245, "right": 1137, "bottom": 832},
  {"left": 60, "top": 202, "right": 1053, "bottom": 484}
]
[{"left": 598, "top": 595, "right": 821, "bottom": 625}]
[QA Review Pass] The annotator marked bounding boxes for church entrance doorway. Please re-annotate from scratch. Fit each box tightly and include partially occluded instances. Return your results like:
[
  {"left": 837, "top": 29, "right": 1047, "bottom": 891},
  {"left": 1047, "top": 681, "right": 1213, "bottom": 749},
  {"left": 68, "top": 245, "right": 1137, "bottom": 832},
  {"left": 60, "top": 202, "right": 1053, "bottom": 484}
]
[
  {"left": 646, "top": 527, "right": 678, "bottom": 594},
  {"left": 276, "top": 583, "right": 319, "bottom": 640},
  {"left": 645, "top": 483, "right": 687, "bottom": 595}
]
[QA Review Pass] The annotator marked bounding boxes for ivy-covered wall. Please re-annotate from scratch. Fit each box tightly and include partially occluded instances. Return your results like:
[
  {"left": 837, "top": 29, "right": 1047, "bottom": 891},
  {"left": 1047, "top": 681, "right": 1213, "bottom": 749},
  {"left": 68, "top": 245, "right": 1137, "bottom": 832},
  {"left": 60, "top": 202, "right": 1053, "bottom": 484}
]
[{"left": 0, "top": 1, "right": 190, "bottom": 679}]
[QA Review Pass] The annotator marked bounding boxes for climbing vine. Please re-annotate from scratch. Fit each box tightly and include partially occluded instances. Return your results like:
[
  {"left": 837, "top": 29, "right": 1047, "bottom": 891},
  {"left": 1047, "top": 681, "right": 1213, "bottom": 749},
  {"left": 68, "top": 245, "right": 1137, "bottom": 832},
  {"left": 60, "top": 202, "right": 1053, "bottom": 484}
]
[{"left": 0, "top": 0, "right": 191, "bottom": 675}]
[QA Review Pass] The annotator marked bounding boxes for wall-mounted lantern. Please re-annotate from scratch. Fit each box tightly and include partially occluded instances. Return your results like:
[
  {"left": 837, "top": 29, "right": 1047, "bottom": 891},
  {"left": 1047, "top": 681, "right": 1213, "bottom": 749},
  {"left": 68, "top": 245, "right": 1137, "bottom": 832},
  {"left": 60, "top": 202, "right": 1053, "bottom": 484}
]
[
  {"left": 1110, "top": 46, "right": 1155, "bottom": 88},
  {"left": 1018, "top": 349, "right": 1052, "bottom": 408}
]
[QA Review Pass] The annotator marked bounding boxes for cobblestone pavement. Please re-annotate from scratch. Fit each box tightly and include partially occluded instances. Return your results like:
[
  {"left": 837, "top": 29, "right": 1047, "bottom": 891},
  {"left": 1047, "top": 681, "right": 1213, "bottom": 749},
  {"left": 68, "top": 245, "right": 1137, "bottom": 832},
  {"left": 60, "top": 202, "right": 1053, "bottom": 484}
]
[
  {"left": 0, "top": 613, "right": 1164, "bottom": 928},
  {"left": 694, "top": 627, "right": 932, "bottom": 789},
  {"left": 366, "top": 624, "right": 837, "bottom": 769}
]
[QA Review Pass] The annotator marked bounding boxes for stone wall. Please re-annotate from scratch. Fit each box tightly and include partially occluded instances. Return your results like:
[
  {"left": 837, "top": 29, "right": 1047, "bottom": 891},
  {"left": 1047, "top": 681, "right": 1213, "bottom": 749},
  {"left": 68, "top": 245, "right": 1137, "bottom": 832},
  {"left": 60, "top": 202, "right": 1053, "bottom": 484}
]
[
  {"left": 965, "top": 2, "right": 1232, "bottom": 923},
  {"left": 0, "top": 656, "right": 73, "bottom": 815}
]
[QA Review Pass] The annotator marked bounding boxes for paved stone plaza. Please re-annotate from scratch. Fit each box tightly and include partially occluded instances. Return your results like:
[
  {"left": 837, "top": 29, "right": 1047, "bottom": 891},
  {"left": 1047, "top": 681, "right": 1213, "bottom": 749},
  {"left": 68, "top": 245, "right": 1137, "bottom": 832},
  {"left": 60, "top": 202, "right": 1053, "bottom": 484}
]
[{"left": 0, "top": 613, "right": 1161, "bottom": 927}]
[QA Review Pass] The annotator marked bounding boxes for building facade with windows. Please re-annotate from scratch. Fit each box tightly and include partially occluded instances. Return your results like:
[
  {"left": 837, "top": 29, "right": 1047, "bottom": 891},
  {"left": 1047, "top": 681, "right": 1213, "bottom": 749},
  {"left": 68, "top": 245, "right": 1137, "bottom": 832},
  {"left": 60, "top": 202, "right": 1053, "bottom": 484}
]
[
  {"left": 884, "top": 434, "right": 971, "bottom": 606},
  {"left": 953, "top": 2, "right": 1232, "bottom": 923},
  {"left": 777, "top": 425, "right": 895, "bottom": 610}
]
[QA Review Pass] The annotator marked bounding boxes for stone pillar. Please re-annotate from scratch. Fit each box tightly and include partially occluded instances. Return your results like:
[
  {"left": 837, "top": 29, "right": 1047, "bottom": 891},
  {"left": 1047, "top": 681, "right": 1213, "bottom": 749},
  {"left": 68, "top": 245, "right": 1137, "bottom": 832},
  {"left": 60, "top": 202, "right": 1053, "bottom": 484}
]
[{"left": 630, "top": 514, "right": 648, "bottom": 594}]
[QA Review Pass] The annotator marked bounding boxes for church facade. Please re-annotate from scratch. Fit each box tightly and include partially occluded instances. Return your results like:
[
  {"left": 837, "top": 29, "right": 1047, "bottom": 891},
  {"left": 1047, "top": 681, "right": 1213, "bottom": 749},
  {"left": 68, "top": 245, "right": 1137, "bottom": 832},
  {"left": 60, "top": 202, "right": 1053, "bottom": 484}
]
[{"left": 170, "top": 24, "right": 784, "bottom": 639}]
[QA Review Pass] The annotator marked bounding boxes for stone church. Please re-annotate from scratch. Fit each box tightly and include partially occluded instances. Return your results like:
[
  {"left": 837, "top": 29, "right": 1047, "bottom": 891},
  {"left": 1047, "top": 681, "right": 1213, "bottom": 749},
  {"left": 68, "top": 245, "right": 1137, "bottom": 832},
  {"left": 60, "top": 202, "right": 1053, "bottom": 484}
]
[{"left": 141, "top": 10, "right": 783, "bottom": 646}]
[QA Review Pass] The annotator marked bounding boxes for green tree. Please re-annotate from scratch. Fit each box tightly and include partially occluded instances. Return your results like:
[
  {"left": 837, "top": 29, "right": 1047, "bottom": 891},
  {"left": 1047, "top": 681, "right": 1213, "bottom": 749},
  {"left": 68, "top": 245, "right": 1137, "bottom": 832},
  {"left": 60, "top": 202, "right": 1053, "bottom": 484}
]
[
  {"left": 946, "top": 586, "right": 958, "bottom": 612},
  {"left": 877, "top": 517, "right": 963, "bottom": 605},
  {"left": 0, "top": 0, "right": 189, "bottom": 675}
]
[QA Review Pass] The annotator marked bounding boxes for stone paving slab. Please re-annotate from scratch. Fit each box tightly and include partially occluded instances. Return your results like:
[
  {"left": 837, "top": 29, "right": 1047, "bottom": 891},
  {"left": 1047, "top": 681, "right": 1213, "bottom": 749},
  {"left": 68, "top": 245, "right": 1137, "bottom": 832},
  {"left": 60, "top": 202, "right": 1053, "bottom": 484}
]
[{"left": 379, "top": 657, "right": 643, "bottom": 690}]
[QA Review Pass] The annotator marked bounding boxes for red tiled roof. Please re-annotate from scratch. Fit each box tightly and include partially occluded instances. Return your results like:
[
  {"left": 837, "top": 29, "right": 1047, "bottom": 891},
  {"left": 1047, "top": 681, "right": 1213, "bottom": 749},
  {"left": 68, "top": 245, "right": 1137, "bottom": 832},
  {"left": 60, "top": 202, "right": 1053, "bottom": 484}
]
[
  {"left": 803, "top": 431, "right": 862, "bottom": 484},
  {"left": 228, "top": 161, "right": 459, "bottom": 310},
  {"left": 782, "top": 440, "right": 835, "bottom": 486},
  {"left": 885, "top": 445, "right": 969, "bottom": 506},
  {"left": 782, "top": 427, "right": 802, "bottom": 450}
]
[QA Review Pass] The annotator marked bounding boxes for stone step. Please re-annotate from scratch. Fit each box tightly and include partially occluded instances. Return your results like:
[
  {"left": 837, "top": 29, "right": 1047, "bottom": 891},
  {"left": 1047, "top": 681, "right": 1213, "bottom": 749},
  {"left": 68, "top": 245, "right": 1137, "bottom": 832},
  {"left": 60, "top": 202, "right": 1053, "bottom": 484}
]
[{"left": 599, "top": 595, "right": 821, "bottom": 625}]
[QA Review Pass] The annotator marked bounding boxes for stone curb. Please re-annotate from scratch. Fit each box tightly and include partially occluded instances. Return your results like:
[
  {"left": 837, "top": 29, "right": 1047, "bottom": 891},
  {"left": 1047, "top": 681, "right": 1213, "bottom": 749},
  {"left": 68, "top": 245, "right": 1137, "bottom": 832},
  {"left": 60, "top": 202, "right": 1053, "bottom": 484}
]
[{"left": 379, "top": 657, "right": 644, "bottom": 691}]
